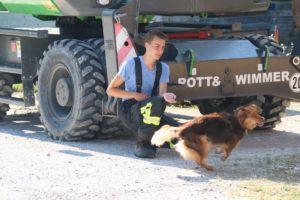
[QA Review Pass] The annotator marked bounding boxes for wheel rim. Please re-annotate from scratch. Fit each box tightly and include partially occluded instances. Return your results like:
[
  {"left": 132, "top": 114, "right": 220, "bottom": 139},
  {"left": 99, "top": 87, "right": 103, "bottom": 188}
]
[
  {"left": 49, "top": 63, "right": 73, "bottom": 121},
  {"left": 56, "top": 77, "right": 72, "bottom": 107}
]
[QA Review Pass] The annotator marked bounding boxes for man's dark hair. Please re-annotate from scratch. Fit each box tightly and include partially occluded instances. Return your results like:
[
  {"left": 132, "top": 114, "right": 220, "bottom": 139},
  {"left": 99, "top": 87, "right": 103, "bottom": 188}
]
[{"left": 144, "top": 29, "right": 168, "bottom": 43}]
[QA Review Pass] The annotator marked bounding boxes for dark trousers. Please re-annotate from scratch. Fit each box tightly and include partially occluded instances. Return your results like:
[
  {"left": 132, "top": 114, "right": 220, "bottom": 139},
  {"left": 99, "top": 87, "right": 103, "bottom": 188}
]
[{"left": 119, "top": 96, "right": 166, "bottom": 142}]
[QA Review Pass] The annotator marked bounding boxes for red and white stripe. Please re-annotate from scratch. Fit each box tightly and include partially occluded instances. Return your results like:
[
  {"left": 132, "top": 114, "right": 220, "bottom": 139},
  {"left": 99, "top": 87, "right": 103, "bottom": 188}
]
[{"left": 115, "top": 23, "right": 137, "bottom": 68}]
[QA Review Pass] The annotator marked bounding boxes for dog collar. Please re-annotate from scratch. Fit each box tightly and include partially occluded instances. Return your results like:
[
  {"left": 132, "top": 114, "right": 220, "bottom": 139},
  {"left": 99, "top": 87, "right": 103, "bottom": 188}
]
[{"left": 169, "top": 141, "right": 175, "bottom": 149}]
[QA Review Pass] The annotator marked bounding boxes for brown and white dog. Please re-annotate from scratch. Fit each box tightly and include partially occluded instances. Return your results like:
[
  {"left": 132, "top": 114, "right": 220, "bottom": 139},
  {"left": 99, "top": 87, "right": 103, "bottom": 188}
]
[{"left": 151, "top": 104, "right": 265, "bottom": 171}]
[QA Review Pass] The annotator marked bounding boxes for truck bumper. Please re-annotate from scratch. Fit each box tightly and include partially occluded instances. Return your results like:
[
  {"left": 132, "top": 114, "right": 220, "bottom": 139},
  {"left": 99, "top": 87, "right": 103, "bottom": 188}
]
[{"left": 168, "top": 56, "right": 300, "bottom": 101}]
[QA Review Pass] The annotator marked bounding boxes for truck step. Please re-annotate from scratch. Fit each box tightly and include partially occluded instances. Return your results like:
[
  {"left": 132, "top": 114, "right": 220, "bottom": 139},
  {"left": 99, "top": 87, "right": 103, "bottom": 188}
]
[
  {"left": 0, "top": 96, "right": 25, "bottom": 107},
  {"left": 0, "top": 64, "right": 22, "bottom": 74},
  {"left": 0, "top": 28, "right": 48, "bottom": 38}
]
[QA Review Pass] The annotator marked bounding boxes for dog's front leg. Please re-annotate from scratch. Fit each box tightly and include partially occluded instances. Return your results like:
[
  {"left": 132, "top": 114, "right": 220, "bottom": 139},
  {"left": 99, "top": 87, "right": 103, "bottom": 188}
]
[
  {"left": 221, "top": 142, "right": 239, "bottom": 161},
  {"left": 192, "top": 149, "right": 215, "bottom": 171},
  {"left": 221, "top": 152, "right": 230, "bottom": 161},
  {"left": 196, "top": 160, "right": 216, "bottom": 171}
]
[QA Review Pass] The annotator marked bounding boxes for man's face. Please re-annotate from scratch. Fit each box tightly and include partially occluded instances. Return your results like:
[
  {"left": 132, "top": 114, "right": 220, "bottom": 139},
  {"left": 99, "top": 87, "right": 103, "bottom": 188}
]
[{"left": 145, "top": 36, "right": 166, "bottom": 61}]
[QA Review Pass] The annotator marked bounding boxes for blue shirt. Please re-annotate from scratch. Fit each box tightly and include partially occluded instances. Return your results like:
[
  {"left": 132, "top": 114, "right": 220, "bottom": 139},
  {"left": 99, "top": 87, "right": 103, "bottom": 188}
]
[{"left": 117, "top": 56, "right": 170, "bottom": 99}]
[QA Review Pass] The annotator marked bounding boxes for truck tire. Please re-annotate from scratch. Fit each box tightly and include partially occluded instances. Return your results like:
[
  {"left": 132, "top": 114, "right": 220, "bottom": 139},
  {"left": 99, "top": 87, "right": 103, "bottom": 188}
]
[
  {"left": 196, "top": 97, "right": 243, "bottom": 114},
  {"left": 245, "top": 34, "right": 289, "bottom": 129},
  {"left": 246, "top": 34, "right": 283, "bottom": 55},
  {"left": 0, "top": 73, "right": 14, "bottom": 120},
  {"left": 242, "top": 95, "right": 290, "bottom": 129},
  {"left": 38, "top": 39, "right": 107, "bottom": 141},
  {"left": 85, "top": 38, "right": 127, "bottom": 137}
]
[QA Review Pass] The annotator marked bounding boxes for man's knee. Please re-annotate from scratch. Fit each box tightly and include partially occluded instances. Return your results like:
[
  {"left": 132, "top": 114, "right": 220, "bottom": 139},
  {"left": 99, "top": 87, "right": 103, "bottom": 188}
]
[
  {"left": 118, "top": 99, "right": 140, "bottom": 132},
  {"left": 137, "top": 96, "right": 166, "bottom": 141},
  {"left": 141, "top": 96, "right": 166, "bottom": 116}
]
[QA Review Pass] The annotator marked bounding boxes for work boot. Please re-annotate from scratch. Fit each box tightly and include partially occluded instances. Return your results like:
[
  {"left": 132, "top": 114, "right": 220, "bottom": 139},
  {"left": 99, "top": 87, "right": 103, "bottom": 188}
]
[{"left": 134, "top": 141, "right": 157, "bottom": 158}]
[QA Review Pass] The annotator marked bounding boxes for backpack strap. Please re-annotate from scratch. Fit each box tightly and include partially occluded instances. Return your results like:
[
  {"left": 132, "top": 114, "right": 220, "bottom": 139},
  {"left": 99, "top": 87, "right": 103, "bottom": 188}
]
[
  {"left": 134, "top": 57, "right": 142, "bottom": 93},
  {"left": 151, "top": 61, "right": 162, "bottom": 97}
]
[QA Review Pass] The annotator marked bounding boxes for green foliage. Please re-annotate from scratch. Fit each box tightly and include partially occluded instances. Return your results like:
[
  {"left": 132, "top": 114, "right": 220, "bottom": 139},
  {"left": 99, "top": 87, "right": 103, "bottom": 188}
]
[{"left": 13, "top": 83, "right": 38, "bottom": 93}]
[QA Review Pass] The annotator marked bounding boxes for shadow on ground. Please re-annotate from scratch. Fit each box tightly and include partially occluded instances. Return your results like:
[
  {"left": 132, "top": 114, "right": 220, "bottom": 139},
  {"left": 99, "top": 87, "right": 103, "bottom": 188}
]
[{"left": 0, "top": 111, "right": 299, "bottom": 185}]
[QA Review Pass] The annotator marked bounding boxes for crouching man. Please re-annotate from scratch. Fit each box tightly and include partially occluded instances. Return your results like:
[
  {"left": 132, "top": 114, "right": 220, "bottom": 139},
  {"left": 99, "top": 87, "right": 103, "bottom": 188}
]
[{"left": 106, "top": 29, "right": 177, "bottom": 158}]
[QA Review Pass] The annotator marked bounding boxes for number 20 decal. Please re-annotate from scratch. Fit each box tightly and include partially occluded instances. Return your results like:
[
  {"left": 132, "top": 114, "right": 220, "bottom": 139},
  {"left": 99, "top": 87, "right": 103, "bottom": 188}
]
[{"left": 289, "top": 73, "right": 300, "bottom": 93}]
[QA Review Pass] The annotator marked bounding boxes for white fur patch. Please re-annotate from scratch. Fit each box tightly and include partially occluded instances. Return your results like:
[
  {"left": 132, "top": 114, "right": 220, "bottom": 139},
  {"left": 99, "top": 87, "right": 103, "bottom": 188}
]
[
  {"left": 151, "top": 125, "right": 171, "bottom": 146},
  {"left": 175, "top": 140, "right": 198, "bottom": 161}
]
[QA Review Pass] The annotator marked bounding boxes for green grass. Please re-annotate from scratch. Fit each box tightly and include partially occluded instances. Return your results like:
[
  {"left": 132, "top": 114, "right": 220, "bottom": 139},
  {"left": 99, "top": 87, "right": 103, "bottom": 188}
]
[
  {"left": 12, "top": 83, "right": 38, "bottom": 93},
  {"left": 235, "top": 180, "right": 300, "bottom": 200}
]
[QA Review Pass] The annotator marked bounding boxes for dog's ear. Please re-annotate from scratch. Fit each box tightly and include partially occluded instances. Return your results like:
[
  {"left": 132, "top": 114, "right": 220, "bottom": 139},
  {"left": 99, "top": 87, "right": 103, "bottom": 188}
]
[
  {"left": 234, "top": 106, "right": 244, "bottom": 112},
  {"left": 236, "top": 108, "right": 245, "bottom": 117},
  {"left": 248, "top": 104, "right": 262, "bottom": 114}
]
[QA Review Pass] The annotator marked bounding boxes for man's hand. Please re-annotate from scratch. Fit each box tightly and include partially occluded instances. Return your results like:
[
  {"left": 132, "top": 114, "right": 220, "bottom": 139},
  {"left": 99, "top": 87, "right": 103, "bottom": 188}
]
[
  {"left": 133, "top": 92, "right": 149, "bottom": 101},
  {"left": 163, "top": 92, "right": 177, "bottom": 104}
]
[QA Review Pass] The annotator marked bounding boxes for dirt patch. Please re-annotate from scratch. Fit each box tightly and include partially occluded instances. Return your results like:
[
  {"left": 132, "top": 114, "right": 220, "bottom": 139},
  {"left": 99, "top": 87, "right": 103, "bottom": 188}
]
[{"left": 0, "top": 101, "right": 299, "bottom": 199}]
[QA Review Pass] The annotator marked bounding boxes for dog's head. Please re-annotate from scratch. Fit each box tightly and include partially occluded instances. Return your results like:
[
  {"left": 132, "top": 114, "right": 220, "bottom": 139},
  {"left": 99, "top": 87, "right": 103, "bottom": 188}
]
[{"left": 235, "top": 104, "right": 265, "bottom": 130}]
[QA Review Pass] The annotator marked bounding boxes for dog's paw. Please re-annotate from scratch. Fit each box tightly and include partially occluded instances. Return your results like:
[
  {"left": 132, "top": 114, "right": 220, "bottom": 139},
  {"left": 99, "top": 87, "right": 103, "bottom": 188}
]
[
  {"left": 151, "top": 132, "right": 165, "bottom": 147},
  {"left": 221, "top": 155, "right": 229, "bottom": 162},
  {"left": 205, "top": 166, "right": 216, "bottom": 171}
]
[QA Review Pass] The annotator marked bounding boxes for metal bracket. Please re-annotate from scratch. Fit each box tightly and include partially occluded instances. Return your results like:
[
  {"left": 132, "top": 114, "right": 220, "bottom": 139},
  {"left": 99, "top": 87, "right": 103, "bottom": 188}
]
[
  {"left": 101, "top": 0, "right": 140, "bottom": 84},
  {"left": 291, "top": 56, "right": 300, "bottom": 73},
  {"left": 291, "top": 30, "right": 300, "bottom": 73},
  {"left": 115, "top": 0, "right": 140, "bottom": 38},
  {"left": 102, "top": 9, "right": 119, "bottom": 84},
  {"left": 221, "top": 67, "right": 234, "bottom": 95},
  {"left": 20, "top": 38, "right": 37, "bottom": 106}
]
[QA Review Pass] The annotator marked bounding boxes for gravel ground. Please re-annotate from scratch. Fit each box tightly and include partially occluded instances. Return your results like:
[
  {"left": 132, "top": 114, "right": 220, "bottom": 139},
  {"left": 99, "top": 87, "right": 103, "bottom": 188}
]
[{"left": 0, "top": 102, "right": 299, "bottom": 200}]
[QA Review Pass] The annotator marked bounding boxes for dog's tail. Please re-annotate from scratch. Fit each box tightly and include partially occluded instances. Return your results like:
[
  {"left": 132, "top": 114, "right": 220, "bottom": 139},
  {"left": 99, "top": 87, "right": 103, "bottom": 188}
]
[{"left": 151, "top": 125, "right": 181, "bottom": 147}]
